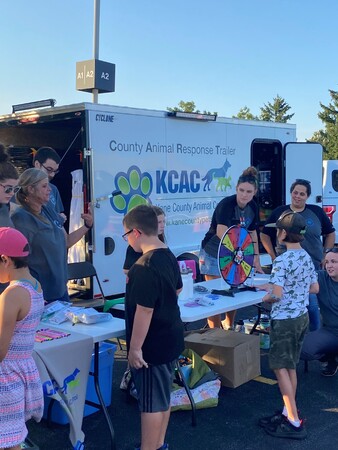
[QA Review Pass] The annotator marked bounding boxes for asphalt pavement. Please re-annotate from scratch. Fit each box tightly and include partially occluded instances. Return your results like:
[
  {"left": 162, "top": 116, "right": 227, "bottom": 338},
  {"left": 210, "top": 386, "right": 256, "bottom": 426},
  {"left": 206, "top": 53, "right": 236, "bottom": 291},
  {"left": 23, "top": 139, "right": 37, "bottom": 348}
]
[{"left": 27, "top": 305, "right": 338, "bottom": 450}]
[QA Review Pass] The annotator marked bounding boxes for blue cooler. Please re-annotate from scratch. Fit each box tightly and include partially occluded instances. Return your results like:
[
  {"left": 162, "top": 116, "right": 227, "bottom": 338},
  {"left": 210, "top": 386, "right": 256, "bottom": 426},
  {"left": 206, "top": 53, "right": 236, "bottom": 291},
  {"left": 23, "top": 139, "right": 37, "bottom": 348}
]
[
  {"left": 84, "top": 342, "right": 117, "bottom": 415},
  {"left": 43, "top": 342, "right": 117, "bottom": 424}
]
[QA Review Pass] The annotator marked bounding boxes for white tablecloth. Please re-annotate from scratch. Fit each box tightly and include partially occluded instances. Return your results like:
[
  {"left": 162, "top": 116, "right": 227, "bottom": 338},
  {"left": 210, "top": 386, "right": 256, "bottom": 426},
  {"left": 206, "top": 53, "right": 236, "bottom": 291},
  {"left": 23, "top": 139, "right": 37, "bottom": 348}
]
[{"left": 33, "top": 328, "right": 93, "bottom": 449}]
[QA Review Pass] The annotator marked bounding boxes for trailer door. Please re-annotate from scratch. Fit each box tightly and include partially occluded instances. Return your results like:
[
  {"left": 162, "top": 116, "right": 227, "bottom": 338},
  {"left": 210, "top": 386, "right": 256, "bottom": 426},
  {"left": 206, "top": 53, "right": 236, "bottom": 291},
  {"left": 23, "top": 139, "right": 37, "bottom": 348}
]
[
  {"left": 285, "top": 142, "right": 323, "bottom": 206},
  {"left": 251, "top": 139, "right": 284, "bottom": 224}
]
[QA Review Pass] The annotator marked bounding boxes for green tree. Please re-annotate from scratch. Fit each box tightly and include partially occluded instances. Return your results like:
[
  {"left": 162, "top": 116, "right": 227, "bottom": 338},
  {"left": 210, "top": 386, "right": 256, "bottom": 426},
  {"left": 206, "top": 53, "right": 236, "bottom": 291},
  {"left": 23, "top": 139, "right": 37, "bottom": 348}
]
[
  {"left": 233, "top": 106, "right": 258, "bottom": 121},
  {"left": 167, "top": 101, "right": 217, "bottom": 116},
  {"left": 260, "top": 95, "right": 294, "bottom": 123},
  {"left": 309, "top": 89, "right": 338, "bottom": 159},
  {"left": 167, "top": 100, "right": 197, "bottom": 113}
]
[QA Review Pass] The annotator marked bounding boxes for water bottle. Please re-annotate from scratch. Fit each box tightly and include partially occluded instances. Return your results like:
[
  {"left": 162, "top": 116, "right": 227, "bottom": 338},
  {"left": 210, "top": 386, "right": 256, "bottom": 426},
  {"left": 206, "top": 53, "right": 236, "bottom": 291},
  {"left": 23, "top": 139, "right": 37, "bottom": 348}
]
[
  {"left": 235, "top": 319, "right": 245, "bottom": 333},
  {"left": 178, "top": 268, "right": 194, "bottom": 301}
]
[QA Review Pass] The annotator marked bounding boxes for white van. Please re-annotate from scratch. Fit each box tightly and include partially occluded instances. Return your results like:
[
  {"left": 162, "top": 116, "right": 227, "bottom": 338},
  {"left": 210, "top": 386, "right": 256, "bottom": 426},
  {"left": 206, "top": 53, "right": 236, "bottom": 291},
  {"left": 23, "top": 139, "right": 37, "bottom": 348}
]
[{"left": 323, "top": 160, "right": 338, "bottom": 244}]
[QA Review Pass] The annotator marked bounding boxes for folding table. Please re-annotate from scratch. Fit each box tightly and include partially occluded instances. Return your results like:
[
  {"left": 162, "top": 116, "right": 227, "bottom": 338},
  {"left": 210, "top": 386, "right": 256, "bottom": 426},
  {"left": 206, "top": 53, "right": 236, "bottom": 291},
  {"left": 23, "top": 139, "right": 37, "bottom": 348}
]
[{"left": 39, "top": 317, "right": 126, "bottom": 450}]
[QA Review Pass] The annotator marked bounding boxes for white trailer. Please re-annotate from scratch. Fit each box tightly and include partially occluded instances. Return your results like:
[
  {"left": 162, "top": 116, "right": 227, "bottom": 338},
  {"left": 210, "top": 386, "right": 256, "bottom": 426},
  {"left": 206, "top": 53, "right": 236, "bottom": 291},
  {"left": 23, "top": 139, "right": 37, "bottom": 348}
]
[{"left": 0, "top": 103, "right": 323, "bottom": 297}]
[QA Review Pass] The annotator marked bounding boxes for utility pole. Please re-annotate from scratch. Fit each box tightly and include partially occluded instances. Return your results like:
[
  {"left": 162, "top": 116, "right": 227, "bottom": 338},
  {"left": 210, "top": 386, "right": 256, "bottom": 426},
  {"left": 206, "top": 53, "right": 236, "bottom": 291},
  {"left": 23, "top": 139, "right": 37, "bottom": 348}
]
[
  {"left": 92, "top": 0, "right": 100, "bottom": 104},
  {"left": 76, "top": 0, "right": 115, "bottom": 98}
]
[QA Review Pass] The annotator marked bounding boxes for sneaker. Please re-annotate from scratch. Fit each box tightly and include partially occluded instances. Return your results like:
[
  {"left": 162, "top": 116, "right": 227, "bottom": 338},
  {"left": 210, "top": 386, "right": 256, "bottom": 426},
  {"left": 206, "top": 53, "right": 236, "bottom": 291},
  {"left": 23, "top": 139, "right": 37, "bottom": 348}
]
[
  {"left": 265, "top": 417, "right": 307, "bottom": 440},
  {"left": 321, "top": 360, "right": 338, "bottom": 377},
  {"left": 258, "top": 410, "right": 286, "bottom": 428}
]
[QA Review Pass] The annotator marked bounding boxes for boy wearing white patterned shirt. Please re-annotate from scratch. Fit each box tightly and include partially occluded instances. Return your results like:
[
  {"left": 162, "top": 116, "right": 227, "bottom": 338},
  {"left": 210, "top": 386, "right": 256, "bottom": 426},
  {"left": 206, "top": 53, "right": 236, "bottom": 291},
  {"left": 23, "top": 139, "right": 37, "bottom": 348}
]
[{"left": 256, "top": 212, "right": 319, "bottom": 440}]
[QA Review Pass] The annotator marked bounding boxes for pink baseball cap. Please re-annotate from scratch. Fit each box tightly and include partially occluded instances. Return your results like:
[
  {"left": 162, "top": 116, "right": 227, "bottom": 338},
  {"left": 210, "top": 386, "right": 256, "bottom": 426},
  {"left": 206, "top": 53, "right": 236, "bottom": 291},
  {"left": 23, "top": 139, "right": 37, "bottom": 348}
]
[{"left": 0, "top": 227, "right": 30, "bottom": 257}]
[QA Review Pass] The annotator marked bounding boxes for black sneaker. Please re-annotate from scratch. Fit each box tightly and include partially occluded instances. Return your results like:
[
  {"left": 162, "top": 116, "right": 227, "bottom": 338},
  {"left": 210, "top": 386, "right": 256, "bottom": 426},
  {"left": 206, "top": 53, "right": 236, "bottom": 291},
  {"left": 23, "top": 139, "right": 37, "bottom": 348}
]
[
  {"left": 321, "top": 360, "right": 338, "bottom": 377},
  {"left": 265, "top": 418, "right": 307, "bottom": 440},
  {"left": 258, "top": 410, "right": 286, "bottom": 428}
]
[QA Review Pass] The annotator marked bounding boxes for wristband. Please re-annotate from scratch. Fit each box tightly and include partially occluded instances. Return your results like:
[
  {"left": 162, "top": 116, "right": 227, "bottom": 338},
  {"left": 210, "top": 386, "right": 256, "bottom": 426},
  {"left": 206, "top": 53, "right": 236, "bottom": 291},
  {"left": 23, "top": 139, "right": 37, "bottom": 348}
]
[{"left": 84, "top": 222, "right": 93, "bottom": 230}]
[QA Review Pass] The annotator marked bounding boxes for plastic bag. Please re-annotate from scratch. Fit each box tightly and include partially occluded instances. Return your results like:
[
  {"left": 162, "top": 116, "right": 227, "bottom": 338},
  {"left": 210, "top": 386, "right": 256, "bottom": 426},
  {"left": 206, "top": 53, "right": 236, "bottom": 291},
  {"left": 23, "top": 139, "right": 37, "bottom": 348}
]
[
  {"left": 171, "top": 379, "right": 221, "bottom": 411},
  {"left": 66, "top": 308, "right": 113, "bottom": 324},
  {"left": 42, "top": 301, "right": 83, "bottom": 324},
  {"left": 179, "top": 348, "right": 214, "bottom": 389}
]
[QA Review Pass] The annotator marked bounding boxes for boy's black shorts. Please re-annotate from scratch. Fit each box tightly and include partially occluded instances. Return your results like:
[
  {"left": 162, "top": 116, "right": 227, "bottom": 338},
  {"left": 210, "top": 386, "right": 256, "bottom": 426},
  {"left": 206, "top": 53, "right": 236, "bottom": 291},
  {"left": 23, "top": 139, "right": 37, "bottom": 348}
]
[
  {"left": 269, "top": 312, "right": 309, "bottom": 370},
  {"left": 131, "top": 360, "right": 176, "bottom": 413}
]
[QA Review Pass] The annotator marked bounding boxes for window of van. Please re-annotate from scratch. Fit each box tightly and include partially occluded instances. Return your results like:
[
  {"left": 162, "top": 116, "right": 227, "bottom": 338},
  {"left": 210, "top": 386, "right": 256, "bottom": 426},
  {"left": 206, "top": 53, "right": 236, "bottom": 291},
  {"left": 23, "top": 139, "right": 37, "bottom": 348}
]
[{"left": 333, "top": 170, "right": 338, "bottom": 192}]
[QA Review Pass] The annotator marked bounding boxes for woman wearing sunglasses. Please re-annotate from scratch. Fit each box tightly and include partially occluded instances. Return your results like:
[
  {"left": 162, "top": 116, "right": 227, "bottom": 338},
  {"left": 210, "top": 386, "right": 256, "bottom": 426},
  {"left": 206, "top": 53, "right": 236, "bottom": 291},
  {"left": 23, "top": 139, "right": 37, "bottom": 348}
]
[
  {"left": 0, "top": 143, "right": 20, "bottom": 227},
  {"left": 0, "top": 143, "right": 20, "bottom": 293},
  {"left": 261, "top": 179, "right": 335, "bottom": 331}
]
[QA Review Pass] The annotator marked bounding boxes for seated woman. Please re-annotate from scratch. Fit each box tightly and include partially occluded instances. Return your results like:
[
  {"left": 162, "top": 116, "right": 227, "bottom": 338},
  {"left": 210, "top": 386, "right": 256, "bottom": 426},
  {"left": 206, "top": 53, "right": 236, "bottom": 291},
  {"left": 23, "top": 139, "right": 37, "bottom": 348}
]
[
  {"left": 11, "top": 168, "right": 93, "bottom": 303},
  {"left": 301, "top": 248, "right": 338, "bottom": 376}
]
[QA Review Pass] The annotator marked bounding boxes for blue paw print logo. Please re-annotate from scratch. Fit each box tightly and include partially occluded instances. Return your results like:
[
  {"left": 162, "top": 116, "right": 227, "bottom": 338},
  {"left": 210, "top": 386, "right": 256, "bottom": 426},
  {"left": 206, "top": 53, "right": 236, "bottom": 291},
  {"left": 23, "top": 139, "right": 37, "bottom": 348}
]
[{"left": 111, "top": 165, "right": 153, "bottom": 214}]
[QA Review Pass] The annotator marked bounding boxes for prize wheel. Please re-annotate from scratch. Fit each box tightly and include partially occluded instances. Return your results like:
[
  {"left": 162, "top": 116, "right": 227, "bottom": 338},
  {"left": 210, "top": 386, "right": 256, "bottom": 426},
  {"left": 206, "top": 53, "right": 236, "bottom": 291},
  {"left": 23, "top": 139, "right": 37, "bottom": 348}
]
[{"left": 218, "top": 225, "right": 255, "bottom": 287}]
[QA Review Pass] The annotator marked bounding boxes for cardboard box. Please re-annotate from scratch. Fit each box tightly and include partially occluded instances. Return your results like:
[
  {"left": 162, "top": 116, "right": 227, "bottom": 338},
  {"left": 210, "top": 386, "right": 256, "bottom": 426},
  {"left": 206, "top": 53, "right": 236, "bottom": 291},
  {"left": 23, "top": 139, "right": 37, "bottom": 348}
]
[{"left": 184, "top": 329, "right": 260, "bottom": 388}]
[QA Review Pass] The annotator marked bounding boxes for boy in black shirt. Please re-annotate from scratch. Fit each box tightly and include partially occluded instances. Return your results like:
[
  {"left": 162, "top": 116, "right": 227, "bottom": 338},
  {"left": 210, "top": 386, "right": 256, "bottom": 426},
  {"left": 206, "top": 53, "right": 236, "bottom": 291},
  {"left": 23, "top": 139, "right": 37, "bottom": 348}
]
[{"left": 123, "top": 205, "right": 184, "bottom": 450}]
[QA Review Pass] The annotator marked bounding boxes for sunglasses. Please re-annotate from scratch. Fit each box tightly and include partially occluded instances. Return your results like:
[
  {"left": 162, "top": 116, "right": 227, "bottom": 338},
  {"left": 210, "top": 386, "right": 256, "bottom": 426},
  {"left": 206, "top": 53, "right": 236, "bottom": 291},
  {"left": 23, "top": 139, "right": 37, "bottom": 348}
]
[
  {"left": 0, "top": 184, "right": 21, "bottom": 194},
  {"left": 325, "top": 248, "right": 338, "bottom": 254}
]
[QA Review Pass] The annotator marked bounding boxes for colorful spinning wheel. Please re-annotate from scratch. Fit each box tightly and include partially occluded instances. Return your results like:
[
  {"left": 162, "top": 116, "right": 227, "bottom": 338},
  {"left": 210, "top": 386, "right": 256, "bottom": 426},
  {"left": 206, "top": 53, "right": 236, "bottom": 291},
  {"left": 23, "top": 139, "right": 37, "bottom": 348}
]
[{"left": 218, "top": 225, "right": 255, "bottom": 286}]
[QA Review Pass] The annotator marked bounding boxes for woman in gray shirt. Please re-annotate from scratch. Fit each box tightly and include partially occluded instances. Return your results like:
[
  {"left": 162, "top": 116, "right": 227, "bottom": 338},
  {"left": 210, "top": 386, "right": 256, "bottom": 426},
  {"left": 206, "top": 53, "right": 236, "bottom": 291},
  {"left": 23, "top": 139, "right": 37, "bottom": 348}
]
[{"left": 12, "top": 168, "right": 93, "bottom": 303}]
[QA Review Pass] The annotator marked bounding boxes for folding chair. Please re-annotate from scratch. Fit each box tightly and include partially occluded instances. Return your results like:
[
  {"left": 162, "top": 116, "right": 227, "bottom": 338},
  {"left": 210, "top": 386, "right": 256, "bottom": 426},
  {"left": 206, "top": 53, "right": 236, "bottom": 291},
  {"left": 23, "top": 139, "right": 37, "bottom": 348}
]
[{"left": 67, "top": 261, "right": 106, "bottom": 309}]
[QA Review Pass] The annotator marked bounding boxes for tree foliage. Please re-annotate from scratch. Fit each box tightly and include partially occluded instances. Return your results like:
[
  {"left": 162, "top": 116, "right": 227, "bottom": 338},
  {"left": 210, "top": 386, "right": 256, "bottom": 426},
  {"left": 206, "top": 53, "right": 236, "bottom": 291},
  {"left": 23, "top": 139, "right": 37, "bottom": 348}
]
[
  {"left": 233, "top": 106, "right": 258, "bottom": 121},
  {"left": 233, "top": 95, "right": 294, "bottom": 123},
  {"left": 308, "top": 89, "right": 338, "bottom": 159},
  {"left": 259, "top": 95, "right": 294, "bottom": 123},
  {"left": 167, "top": 100, "right": 196, "bottom": 113},
  {"left": 167, "top": 101, "right": 217, "bottom": 116},
  {"left": 167, "top": 96, "right": 294, "bottom": 123}
]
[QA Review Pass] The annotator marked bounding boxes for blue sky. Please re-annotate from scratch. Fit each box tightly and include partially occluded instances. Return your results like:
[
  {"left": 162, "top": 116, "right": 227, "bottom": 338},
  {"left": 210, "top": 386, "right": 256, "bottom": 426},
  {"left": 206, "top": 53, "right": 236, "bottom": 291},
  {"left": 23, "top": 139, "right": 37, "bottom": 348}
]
[{"left": 1, "top": 0, "right": 337, "bottom": 141}]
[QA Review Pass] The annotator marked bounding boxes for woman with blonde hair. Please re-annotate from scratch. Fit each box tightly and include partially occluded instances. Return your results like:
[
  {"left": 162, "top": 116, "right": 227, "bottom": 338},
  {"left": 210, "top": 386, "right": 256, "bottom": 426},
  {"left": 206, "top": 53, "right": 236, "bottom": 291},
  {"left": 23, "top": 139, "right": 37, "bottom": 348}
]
[{"left": 12, "top": 168, "right": 93, "bottom": 303}]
